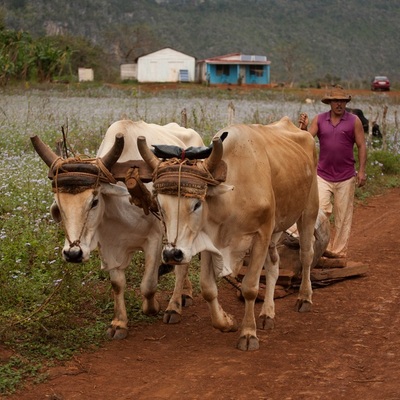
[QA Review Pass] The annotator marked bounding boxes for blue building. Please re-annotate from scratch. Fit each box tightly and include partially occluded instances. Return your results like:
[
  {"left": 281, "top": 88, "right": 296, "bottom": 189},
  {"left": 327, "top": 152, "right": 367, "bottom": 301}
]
[{"left": 197, "top": 53, "right": 271, "bottom": 85}]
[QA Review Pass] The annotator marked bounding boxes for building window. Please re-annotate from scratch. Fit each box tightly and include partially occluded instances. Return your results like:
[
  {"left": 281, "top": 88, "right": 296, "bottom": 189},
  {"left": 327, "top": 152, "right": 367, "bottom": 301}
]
[
  {"left": 216, "top": 65, "right": 230, "bottom": 76},
  {"left": 249, "top": 65, "right": 264, "bottom": 77}
]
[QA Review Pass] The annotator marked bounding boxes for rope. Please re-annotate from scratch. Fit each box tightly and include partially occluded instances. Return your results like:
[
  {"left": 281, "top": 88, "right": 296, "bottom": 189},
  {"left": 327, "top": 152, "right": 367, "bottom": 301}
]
[
  {"left": 50, "top": 156, "right": 63, "bottom": 172},
  {"left": 53, "top": 157, "right": 103, "bottom": 248},
  {"left": 152, "top": 158, "right": 222, "bottom": 203},
  {"left": 156, "top": 196, "right": 169, "bottom": 246},
  {"left": 95, "top": 158, "right": 117, "bottom": 184},
  {"left": 155, "top": 158, "right": 221, "bottom": 186},
  {"left": 53, "top": 161, "right": 71, "bottom": 245},
  {"left": 223, "top": 275, "right": 242, "bottom": 291},
  {"left": 152, "top": 157, "right": 224, "bottom": 248},
  {"left": 172, "top": 162, "right": 183, "bottom": 247}
]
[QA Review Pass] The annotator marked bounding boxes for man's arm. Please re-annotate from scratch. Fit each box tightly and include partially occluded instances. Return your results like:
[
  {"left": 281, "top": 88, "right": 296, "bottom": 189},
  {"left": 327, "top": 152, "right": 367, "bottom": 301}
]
[{"left": 298, "top": 113, "right": 318, "bottom": 137}]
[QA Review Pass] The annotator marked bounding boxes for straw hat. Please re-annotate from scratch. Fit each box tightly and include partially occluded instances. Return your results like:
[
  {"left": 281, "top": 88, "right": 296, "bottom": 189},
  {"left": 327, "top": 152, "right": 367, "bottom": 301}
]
[{"left": 321, "top": 85, "right": 351, "bottom": 104}]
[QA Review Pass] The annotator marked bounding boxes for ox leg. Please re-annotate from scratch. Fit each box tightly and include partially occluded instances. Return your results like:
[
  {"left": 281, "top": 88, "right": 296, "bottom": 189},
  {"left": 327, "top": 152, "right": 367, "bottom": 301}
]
[
  {"left": 182, "top": 270, "right": 194, "bottom": 306},
  {"left": 295, "top": 218, "right": 315, "bottom": 312},
  {"left": 107, "top": 268, "right": 128, "bottom": 340},
  {"left": 163, "top": 263, "right": 193, "bottom": 324},
  {"left": 238, "top": 237, "right": 271, "bottom": 351},
  {"left": 258, "top": 234, "right": 281, "bottom": 330},
  {"left": 200, "top": 252, "right": 238, "bottom": 333},
  {"left": 140, "top": 254, "right": 161, "bottom": 316}
]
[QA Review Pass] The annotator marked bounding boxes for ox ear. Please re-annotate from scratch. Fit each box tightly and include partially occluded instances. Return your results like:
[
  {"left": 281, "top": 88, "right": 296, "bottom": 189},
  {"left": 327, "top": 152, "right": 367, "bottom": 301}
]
[
  {"left": 50, "top": 201, "right": 61, "bottom": 223},
  {"left": 206, "top": 183, "right": 234, "bottom": 197}
]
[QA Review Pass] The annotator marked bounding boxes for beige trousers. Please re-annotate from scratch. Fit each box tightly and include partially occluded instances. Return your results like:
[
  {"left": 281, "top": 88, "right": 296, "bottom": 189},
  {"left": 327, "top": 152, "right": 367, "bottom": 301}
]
[{"left": 318, "top": 175, "right": 356, "bottom": 256}]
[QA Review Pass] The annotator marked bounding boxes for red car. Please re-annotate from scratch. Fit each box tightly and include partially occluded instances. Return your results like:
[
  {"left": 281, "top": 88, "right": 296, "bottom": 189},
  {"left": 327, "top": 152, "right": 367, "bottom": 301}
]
[{"left": 371, "top": 76, "right": 390, "bottom": 91}]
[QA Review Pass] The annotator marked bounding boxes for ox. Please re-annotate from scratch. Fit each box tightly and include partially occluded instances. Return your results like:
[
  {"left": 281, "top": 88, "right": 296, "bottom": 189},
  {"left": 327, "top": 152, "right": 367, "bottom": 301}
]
[
  {"left": 31, "top": 120, "right": 204, "bottom": 339},
  {"left": 138, "top": 117, "right": 319, "bottom": 350}
]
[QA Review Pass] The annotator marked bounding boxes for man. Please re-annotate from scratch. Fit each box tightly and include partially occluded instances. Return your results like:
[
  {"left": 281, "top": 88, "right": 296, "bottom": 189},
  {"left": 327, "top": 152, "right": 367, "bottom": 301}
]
[{"left": 299, "top": 85, "right": 367, "bottom": 259}]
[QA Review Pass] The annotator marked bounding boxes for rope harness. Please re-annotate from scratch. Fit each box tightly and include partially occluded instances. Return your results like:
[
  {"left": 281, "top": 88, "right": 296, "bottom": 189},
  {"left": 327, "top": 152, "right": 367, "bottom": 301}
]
[
  {"left": 48, "top": 151, "right": 226, "bottom": 255},
  {"left": 50, "top": 156, "right": 116, "bottom": 250},
  {"left": 152, "top": 157, "right": 221, "bottom": 198},
  {"left": 151, "top": 157, "right": 223, "bottom": 247}
]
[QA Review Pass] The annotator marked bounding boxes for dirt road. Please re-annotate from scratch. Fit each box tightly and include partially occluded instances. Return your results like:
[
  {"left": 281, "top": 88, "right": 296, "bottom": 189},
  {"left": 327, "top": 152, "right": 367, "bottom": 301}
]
[{"left": 8, "top": 188, "right": 400, "bottom": 400}]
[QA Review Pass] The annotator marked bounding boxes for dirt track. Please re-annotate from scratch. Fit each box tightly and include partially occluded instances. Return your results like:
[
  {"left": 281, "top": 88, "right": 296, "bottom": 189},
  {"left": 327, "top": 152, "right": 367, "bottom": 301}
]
[{"left": 7, "top": 188, "right": 400, "bottom": 400}]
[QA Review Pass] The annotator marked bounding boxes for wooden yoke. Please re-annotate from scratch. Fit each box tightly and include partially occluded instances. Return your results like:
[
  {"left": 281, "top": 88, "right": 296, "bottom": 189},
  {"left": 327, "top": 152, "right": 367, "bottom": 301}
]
[
  {"left": 111, "top": 160, "right": 154, "bottom": 182},
  {"left": 111, "top": 160, "right": 157, "bottom": 215},
  {"left": 110, "top": 158, "right": 227, "bottom": 215}
]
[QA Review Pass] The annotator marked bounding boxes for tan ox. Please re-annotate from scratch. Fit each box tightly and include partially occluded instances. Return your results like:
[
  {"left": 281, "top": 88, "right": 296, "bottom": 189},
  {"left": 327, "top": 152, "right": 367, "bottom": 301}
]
[
  {"left": 138, "top": 117, "right": 319, "bottom": 351},
  {"left": 31, "top": 120, "right": 204, "bottom": 339}
]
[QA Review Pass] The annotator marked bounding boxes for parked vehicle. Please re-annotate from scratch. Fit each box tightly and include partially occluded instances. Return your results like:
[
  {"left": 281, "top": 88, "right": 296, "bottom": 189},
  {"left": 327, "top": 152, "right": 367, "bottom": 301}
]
[{"left": 371, "top": 76, "right": 390, "bottom": 91}]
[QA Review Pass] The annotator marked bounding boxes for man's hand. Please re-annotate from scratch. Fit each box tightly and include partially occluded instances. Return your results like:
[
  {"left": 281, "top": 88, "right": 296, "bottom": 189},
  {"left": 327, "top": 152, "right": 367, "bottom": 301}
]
[
  {"left": 298, "top": 113, "right": 309, "bottom": 130},
  {"left": 356, "top": 172, "right": 367, "bottom": 187}
]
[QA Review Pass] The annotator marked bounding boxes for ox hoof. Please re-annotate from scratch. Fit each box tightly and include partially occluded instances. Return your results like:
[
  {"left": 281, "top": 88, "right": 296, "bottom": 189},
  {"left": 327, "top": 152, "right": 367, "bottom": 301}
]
[
  {"left": 215, "top": 318, "right": 239, "bottom": 333},
  {"left": 257, "top": 316, "right": 275, "bottom": 330},
  {"left": 163, "top": 310, "right": 182, "bottom": 324},
  {"left": 237, "top": 335, "right": 259, "bottom": 351},
  {"left": 220, "top": 318, "right": 239, "bottom": 333},
  {"left": 142, "top": 300, "right": 161, "bottom": 316},
  {"left": 182, "top": 295, "right": 194, "bottom": 307},
  {"left": 295, "top": 299, "right": 312, "bottom": 313},
  {"left": 107, "top": 326, "right": 128, "bottom": 340}
]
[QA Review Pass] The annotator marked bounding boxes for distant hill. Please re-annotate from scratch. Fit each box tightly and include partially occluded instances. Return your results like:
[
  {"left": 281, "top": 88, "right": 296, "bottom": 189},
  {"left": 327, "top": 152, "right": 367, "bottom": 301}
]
[{"left": 2, "top": 0, "right": 399, "bottom": 86}]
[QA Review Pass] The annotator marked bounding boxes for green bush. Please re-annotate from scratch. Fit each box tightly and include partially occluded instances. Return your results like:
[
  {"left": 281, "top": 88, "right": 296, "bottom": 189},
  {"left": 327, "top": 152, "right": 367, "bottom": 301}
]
[{"left": 369, "top": 150, "right": 400, "bottom": 175}]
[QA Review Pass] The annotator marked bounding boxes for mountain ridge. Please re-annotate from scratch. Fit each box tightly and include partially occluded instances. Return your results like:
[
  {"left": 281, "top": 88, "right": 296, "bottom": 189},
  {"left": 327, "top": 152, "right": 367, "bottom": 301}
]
[{"left": 2, "top": 0, "right": 399, "bottom": 85}]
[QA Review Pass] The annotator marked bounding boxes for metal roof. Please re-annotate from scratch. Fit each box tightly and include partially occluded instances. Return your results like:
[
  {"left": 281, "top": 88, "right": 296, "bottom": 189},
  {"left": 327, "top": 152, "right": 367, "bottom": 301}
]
[{"left": 201, "top": 52, "right": 270, "bottom": 65}]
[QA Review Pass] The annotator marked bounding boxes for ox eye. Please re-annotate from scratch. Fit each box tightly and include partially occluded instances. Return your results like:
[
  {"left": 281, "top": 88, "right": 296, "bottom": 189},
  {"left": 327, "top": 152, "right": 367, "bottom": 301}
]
[
  {"left": 91, "top": 198, "right": 99, "bottom": 209},
  {"left": 193, "top": 200, "right": 202, "bottom": 212}
]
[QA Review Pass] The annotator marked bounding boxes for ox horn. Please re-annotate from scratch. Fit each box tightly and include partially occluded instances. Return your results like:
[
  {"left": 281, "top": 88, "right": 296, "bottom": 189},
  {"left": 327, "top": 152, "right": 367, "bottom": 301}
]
[
  {"left": 100, "top": 133, "right": 125, "bottom": 170},
  {"left": 30, "top": 134, "right": 61, "bottom": 167},
  {"left": 204, "top": 137, "right": 223, "bottom": 173},
  {"left": 137, "top": 136, "right": 160, "bottom": 171}
]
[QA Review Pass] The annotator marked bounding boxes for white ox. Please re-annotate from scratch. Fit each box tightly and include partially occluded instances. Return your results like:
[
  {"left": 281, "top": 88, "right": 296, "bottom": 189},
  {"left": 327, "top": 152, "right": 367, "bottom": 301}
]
[
  {"left": 138, "top": 117, "right": 319, "bottom": 350},
  {"left": 31, "top": 120, "right": 204, "bottom": 339}
]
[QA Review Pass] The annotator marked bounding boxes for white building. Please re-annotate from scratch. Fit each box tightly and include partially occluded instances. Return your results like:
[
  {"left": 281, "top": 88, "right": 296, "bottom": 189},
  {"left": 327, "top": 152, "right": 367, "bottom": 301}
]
[
  {"left": 78, "top": 68, "right": 94, "bottom": 82},
  {"left": 120, "top": 64, "right": 137, "bottom": 80},
  {"left": 137, "top": 48, "right": 195, "bottom": 83}
]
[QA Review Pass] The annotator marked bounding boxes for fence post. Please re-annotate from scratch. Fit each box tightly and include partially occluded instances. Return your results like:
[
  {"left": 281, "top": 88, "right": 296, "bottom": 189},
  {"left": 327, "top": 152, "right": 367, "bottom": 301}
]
[
  {"left": 181, "top": 108, "right": 187, "bottom": 128},
  {"left": 367, "top": 106, "right": 373, "bottom": 149},
  {"left": 228, "top": 101, "right": 235, "bottom": 125},
  {"left": 382, "top": 105, "right": 388, "bottom": 151}
]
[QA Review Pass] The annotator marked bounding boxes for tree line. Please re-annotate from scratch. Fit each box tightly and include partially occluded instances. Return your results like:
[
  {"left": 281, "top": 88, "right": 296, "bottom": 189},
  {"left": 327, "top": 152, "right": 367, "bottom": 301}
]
[{"left": 0, "top": 25, "right": 111, "bottom": 85}]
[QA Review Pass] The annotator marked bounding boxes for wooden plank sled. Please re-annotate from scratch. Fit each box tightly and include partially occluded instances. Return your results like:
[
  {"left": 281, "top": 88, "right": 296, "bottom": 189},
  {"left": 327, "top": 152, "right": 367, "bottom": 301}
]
[
  {"left": 316, "top": 257, "right": 348, "bottom": 268},
  {"left": 236, "top": 261, "right": 369, "bottom": 300},
  {"left": 234, "top": 281, "right": 296, "bottom": 301},
  {"left": 311, "top": 261, "right": 368, "bottom": 282}
]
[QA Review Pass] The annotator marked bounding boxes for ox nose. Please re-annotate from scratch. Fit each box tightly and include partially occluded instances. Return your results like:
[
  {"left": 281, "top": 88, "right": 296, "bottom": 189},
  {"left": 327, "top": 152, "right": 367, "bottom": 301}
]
[
  {"left": 63, "top": 246, "right": 83, "bottom": 263},
  {"left": 162, "top": 247, "right": 184, "bottom": 264}
]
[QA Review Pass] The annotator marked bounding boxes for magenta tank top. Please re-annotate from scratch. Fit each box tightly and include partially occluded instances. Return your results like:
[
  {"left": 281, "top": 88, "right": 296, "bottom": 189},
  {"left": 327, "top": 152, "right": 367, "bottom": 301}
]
[{"left": 316, "top": 111, "right": 357, "bottom": 182}]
